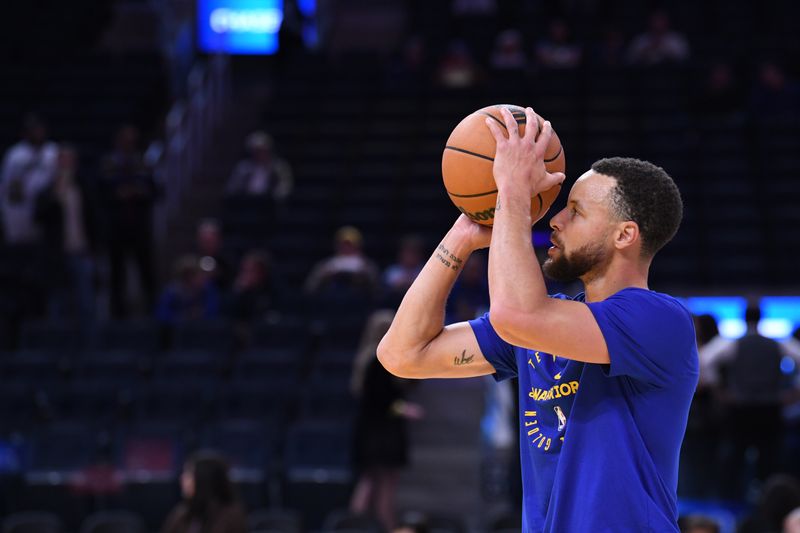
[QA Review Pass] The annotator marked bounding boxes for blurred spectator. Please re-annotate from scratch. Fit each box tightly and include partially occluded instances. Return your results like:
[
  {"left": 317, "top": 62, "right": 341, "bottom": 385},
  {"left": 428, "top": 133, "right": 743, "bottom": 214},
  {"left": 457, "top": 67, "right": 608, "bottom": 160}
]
[
  {"left": 680, "top": 318, "right": 722, "bottom": 499},
  {"left": 34, "top": 144, "right": 97, "bottom": 320},
  {"left": 446, "top": 253, "right": 489, "bottom": 323},
  {"left": 350, "top": 310, "right": 424, "bottom": 531},
  {"left": 750, "top": 61, "right": 800, "bottom": 117},
  {"left": 786, "top": 507, "right": 800, "bottom": 533},
  {"left": 679, "top": 514, "right": 720, "bottom": 533},
  {"left": 691, "top": 62, "right": 745, "bottom": 119},
  {"left": 226, "top": 131, "right": 293, "bottom": 200},
  {"left": 387, "top": 35, "right": 428, "bottom": 82},
  {"left": 0, "top": 114, "right": 58, "bottom": 244},
  {"left": 451, "top": 0, "right": 498, "bottom": 54},
  {"left": 161, "top": 451, "right": 247, "bottom": 533},
  {"left": 305, "top": 226, "right": 380, "bottom": 297},
  {"left": 535, "top": 19, "right": 582, "bottom": 69},
  {"left": 155, "top": 255, "right": 220, "bottom": 325},
  {"left": 490, "top": 29, "right": 528, "bottom": 70},
  {"left": 383, "top": 235, "right": 424, "bottom": 303},
  {"left": 592, "top": 26, "right": 626, "bottom": 67},
  {"left": 715, "top": 305, "right": 787, "bottom": 497},
  {"left": 437, "top": 40, "right": 482, "bottom": 88},
  {"left": 100, "top": 124, "right": 160, "bottom": 318},
  {"left": 195, "top": 219, "right": 233, "bottom": 290},
  {"left": 627, "top": 10, "right": 690, "bottom": 65},
  {"left": 225, "top": 249, "right": 285, "bottom": 322},
  {"left": 393, "top": 521, "right": 429, "bottom": 533},
  {"left": 737, "top": 474, "right": 800, "bottom": 533}
]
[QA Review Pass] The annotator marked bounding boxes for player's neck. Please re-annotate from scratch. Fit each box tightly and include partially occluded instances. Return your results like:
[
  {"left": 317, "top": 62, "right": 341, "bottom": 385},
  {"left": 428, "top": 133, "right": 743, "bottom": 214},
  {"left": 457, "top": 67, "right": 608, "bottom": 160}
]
[{"left": 581, "top": 256, "right": 649, "bottom": 302}]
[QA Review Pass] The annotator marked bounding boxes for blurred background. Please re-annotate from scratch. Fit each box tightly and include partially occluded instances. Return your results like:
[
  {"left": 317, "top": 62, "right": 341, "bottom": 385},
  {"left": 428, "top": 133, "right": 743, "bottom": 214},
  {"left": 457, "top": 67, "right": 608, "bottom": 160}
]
[{"left": 0, "top": 0, "right": 799, "bottom": 532}]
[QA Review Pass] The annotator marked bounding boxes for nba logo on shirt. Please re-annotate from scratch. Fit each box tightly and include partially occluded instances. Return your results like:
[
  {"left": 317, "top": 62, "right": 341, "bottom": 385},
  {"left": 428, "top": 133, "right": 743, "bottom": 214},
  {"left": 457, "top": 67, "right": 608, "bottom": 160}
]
[{"left": 554, "top": 405, "right": 567, "bottom": 432}]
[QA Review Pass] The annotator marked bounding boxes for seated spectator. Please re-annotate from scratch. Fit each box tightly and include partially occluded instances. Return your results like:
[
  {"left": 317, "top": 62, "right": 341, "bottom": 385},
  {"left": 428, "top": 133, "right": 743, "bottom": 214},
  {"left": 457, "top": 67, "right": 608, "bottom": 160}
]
[
  {"left": 535, "top": 19, "right": 582, "bottom": 69},
  {"left": 34, "top": 144, "right": 97, "bottom": 320},
  {"left": 100, "top": 124, "right": 160, "bottom": 318},
  {"left": 156, "top": 255, "right": 220, "bottom": 324},
  {"left": 490, "top": 29, "right": 527, "bottom": 70},
  {"left": 446, "top": 253, "right": 489, "bottom": 323},
  {"left": 1, "top": 113, "right": 58, "bottom": 244},
  {"left": 195, "top": 219, "right": 233, "bottom": 290},
  {"left": 750, "top": 61, "right": 800, "bottom": 118},
  {"left": 305, "top": 226, "right": 380, "bottom": 298},
  {"left": 627, "top": 10, "right": 690, "bottom": 65},
  {"left": 691, "top": 62, "right": 745, "bottom": 119},
  {"left": 383, "top": 235, "right": 424, "bottom": 303},
  {"left": 437, "top": 40, "right": 482, "bottom": 88},
  {"left": 786, "top": 507, "right": 800, "bottom": 533},
  {"left": 225, "top": 250, "right": 285, "bottom": 322},
  {"left": 737, "top": 474, "right": 800, "bottom": 533},
  {"left": 226, "top": 131, "right": 293, "bottom": 200},
  {"left": 161, "top": 451, "right": 247, "bottom": 533},
  {"left": 679, "top": 514, "right": 719, "bottom": 533}
]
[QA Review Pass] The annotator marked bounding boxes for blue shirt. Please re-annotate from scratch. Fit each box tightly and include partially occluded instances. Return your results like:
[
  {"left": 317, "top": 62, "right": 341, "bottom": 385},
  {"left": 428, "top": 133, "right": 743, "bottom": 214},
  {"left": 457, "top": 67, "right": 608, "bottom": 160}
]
[{"left": 469, "top": 288, "right": 698, "bottom": 532}]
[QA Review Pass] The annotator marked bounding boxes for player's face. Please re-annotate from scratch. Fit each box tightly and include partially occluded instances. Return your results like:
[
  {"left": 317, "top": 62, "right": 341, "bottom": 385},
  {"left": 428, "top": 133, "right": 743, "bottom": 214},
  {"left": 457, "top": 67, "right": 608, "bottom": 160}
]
[{"left": 543, "top": 171, "right": 618, "bottom": 282}]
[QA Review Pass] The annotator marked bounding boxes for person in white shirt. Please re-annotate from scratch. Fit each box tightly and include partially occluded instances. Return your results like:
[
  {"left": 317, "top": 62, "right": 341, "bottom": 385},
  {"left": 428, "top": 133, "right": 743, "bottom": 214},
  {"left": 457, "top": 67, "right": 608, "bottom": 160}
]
[
  {"left": 0, "top": 114, "right": 58, "bottom": 244},
  {"left": 226, "top": 131, "right": 293, "bottom": 200}
]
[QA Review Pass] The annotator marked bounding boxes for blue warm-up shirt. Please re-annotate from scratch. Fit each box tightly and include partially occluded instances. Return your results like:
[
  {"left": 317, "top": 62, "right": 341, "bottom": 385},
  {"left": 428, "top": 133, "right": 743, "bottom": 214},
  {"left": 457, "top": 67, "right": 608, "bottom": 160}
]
[{"left": 469, "top": 288, "right": 698, "bottom": 532}]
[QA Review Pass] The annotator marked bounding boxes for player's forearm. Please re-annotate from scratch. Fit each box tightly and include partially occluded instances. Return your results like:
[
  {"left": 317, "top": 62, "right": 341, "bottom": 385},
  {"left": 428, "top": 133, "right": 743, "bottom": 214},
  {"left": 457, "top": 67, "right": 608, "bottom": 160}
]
[
  {"left": 379, "top": 229, "right": 474, "bottom": 363},
  {"left": 489, "top": 186, "right": 549, "bottom": 320}
]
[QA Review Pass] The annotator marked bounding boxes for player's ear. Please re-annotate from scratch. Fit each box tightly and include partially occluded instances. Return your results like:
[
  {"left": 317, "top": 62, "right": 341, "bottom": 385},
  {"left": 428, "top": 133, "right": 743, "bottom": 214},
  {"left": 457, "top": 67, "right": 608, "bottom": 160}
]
[{"left": 614, "top": 221, "right": 639, "bottom": 251}]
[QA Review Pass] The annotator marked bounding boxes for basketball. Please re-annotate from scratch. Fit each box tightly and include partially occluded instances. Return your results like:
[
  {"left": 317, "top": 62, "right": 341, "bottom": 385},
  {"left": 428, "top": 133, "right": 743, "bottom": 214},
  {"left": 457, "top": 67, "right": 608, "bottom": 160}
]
[{"left": 441, "top": 104, "right": 566, "bottom": 226}]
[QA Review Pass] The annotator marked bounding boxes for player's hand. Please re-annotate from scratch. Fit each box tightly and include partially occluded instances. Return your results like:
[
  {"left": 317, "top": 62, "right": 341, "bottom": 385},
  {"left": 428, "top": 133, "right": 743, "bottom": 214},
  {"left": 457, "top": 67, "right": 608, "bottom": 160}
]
[
  {"left": 485, "top": 107, "right": 565, "bottom": 197},
  {"left": 452, "top": 214, "right": 492, "bottom": 250}
]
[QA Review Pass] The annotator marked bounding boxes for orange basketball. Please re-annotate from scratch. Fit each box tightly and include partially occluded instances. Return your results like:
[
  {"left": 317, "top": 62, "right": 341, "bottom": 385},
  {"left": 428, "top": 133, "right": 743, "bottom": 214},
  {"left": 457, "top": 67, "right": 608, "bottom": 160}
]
[{"left": 441, "top": 104, "right": 566, "bottom": 226}]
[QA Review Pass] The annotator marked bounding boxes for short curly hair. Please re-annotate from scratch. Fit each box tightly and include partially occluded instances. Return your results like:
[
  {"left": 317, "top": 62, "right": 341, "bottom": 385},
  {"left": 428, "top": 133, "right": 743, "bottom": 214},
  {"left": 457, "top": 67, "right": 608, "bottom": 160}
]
[{"left": 591, "top": 157, "right": 683, "bottom": 257}]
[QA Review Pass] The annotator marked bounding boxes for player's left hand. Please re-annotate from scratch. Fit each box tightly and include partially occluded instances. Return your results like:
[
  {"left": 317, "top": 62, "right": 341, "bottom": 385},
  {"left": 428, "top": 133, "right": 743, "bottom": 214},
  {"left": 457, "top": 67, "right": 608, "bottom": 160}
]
[{"left": 485, "top": 107, "right": 565, "bottom": 197}]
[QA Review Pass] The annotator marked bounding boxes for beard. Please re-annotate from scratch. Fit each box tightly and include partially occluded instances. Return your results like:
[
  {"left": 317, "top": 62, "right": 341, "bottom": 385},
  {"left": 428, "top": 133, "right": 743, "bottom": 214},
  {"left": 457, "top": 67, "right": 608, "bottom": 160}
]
[{"left": 543, "top": 240, "right": 610, "bottom": 282}]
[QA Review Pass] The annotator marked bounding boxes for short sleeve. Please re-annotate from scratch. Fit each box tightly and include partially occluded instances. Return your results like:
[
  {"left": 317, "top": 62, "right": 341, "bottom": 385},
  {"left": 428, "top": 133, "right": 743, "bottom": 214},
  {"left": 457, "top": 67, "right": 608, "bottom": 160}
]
[
  {"left": 469, "top": 313, "right": 518, "bottom": 382},
  {"left": 586, "top": 289, "right": 698, "bottom": 387}
]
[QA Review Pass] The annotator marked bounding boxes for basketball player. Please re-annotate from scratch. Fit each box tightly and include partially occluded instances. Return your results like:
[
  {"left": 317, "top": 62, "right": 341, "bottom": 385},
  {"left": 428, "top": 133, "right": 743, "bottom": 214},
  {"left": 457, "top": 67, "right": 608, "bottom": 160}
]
[{"left": 378, "top": 107, "right": 698, "bottom": 532}]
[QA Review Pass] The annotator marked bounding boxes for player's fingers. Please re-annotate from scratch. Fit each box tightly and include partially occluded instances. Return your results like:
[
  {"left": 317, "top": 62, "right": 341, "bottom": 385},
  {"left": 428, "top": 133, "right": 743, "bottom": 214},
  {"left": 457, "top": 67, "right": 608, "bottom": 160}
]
[
  {"left": 500, "top": 107, "right": 519, "bottom": 137},
  {"left": 534, "top": 121, "right": 554, "bottom": 159},
  {"left": 485, "top": 117, "right": 505, "bottom": 143},
  {"left": 523, "top": 107, "right": 538, "bottom": 142}
]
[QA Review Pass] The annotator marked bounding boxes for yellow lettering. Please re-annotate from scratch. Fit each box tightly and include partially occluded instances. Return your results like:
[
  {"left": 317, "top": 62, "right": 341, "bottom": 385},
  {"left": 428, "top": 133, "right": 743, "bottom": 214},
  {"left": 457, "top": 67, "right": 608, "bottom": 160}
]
[
  {"left": 528, "top": 358, "right": 535, "bottom": 368},
  {"left": 538, "top": 437, "right": 546, "bottom": 448},
  {"left": 554, "top": 372, "right": 561, "bottom": 380},
  {"left": 570, "top": 381, "right": 579, "bottom": 394},
  {"left": 553, "top": 386, "right": 562, "bottom": 399},
  {"left": 534, "top": 351, "right": 541, "bottom": 363},
  {"left": 524, "top": 410, "right": 537, "bottom": 418},
  {"left": 544, "top": 438, "right": 551, "bottom": 451},
  {"left": 559, "top": 384, "right": 571, "bottom": 396},
  {"left": 524, "top": 421, "right": 538, "bottom": 427},
  {"left": 527, "top": 427, "right": 540, "bottom": 436}
]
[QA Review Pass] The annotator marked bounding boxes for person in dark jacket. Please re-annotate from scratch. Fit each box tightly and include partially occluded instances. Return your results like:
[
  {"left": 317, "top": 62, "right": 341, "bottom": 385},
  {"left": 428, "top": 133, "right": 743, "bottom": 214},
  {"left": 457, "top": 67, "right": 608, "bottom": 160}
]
[{"left": 161, "top": 451, "right": 247, "bottom": 533}]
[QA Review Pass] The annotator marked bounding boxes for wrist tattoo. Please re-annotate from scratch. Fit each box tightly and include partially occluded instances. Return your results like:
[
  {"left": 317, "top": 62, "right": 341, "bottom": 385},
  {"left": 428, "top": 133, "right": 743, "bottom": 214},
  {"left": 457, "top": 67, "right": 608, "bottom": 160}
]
[
  {"left": 454, "top": 349, "right": 475, "bottom": 366},
  {"left": 435, "top": 243, "right": 464, "bottom": 271}
]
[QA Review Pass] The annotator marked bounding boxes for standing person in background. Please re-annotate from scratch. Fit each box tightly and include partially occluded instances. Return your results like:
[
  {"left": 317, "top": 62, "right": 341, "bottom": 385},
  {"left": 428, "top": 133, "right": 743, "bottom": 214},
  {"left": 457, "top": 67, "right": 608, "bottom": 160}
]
[
  {"left": 34, "top": 144, "right": 97, "bottom": 320},
  {"left": 161, "top": 451, "right": 247, "bottom": 533},
  {"left": 100, "top": 124, "right": 160, "bottom": 318},
  {"left": 226, "top": 131, "right": 293, "bottom": 201},
  {"left": 0, "top": 114, "right": 58, "bottom": 244},
  {"left": 350, "top": 310, "right": 424, "bottom": 531},
  {"left": 714, "top": 305, "right": 788, "bottom": 498}
]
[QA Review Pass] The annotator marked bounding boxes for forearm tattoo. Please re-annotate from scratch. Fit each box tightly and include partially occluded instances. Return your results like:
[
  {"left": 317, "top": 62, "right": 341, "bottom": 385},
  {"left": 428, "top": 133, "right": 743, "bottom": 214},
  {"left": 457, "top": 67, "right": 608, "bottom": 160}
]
[
  {"left": 454, "top": 349, "right": 475, "bottom": 366},
  {"left": 435, "top": 243, "right": 464, "bottom": 271}
]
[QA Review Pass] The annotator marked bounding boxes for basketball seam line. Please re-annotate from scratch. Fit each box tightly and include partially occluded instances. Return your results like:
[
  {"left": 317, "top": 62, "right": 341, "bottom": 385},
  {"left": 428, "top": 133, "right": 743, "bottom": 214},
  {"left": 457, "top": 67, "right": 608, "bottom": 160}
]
[
  {"left": 449, "top": 189, "right": 498, "bottom": 198},
  {"left": 544, "top": 145, "right": 563, "bottom": 163},
  {"left": 444, "top": 145, "right": 494, "bottom": 161}
]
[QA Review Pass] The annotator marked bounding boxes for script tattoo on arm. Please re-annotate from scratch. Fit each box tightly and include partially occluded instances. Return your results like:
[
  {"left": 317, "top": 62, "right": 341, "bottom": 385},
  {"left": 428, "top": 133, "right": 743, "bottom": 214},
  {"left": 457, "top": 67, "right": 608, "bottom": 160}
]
[
  {"left": 454, "top": 349, "right": 475, "bottom": 366},
  {"left": 435, "top": 243, "right": 464, "bottom": 271}
]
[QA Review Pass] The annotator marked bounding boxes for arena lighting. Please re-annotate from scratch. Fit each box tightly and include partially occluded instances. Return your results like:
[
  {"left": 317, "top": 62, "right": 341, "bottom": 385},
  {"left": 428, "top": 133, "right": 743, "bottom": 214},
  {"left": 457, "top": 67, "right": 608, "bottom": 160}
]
[
  {"left": 197, "top": 0, "right": 284, "bottom": 55},
  {"left": 683, "top": 296, "right": 800, "bottom": 340}
]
